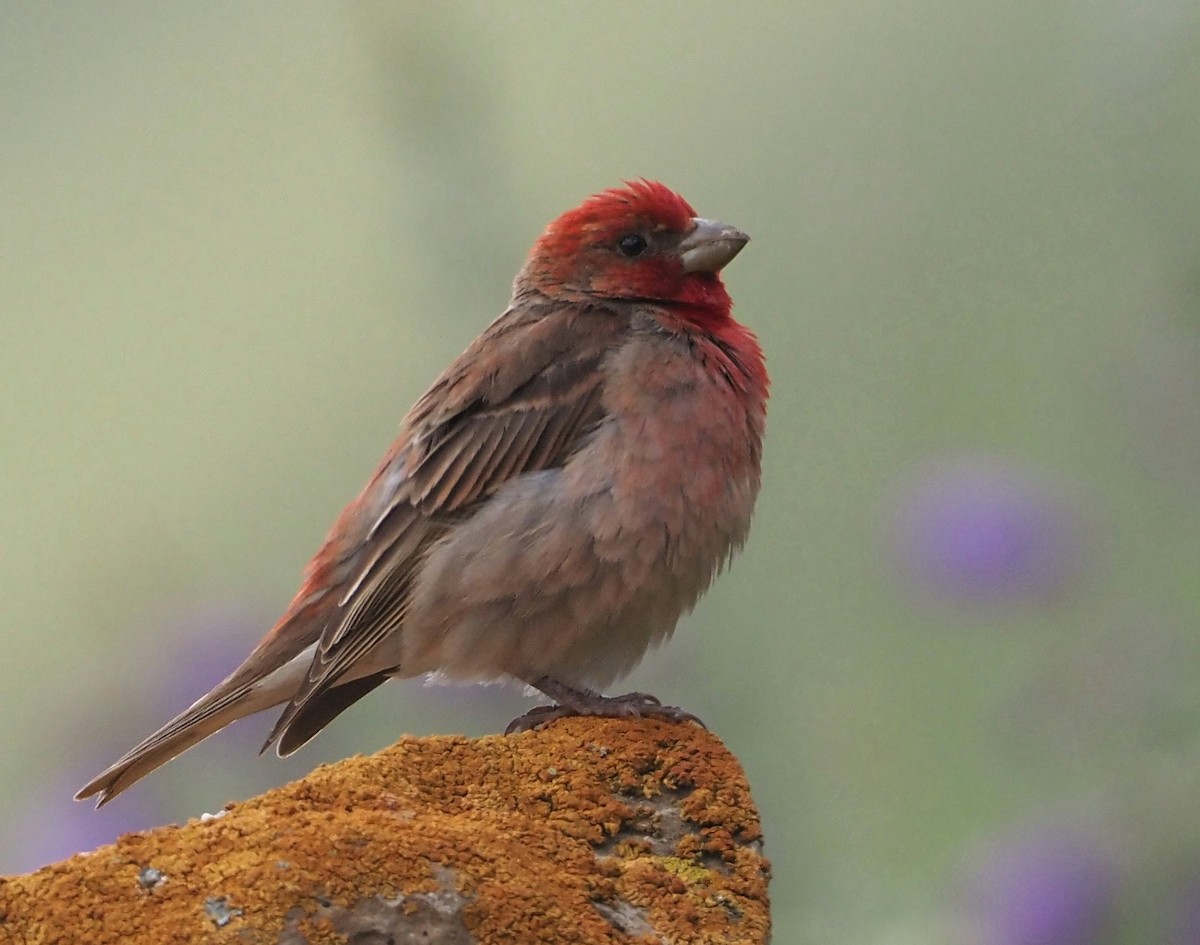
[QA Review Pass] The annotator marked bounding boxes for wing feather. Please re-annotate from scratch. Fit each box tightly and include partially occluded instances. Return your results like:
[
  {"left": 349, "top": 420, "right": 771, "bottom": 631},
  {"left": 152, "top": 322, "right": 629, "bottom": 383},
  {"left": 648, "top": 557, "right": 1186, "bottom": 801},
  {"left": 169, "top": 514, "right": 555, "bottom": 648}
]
[{"left": 263, "top": 300, "right": 623, "bottom": 750}]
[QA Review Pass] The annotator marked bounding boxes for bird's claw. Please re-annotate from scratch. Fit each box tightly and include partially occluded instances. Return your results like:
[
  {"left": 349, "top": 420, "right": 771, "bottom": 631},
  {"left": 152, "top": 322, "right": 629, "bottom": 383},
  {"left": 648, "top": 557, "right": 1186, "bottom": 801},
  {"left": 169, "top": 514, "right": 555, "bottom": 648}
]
[
  {"left": 505, "top": 704, "right": 575, "bottom": 734},
  {"left": 505, "top": 690, "right": 705, "bottom": 734}
]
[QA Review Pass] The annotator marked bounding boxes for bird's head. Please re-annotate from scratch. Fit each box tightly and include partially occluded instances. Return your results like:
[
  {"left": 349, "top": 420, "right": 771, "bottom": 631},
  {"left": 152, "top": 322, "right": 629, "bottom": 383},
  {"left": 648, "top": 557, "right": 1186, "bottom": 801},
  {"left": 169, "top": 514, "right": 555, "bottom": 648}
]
[{"left": 519, "top": 180, "right": 749, "bottom": 329}]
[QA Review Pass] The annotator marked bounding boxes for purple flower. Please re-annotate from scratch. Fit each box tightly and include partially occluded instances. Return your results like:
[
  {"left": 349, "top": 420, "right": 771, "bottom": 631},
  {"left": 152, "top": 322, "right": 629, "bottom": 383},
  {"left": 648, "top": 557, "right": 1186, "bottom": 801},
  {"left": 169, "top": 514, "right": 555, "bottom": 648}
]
[
  {"left": 888, "top": 457, "right": 1084, "bottom": 606},
  {"left": 961, "top": 826, "right": 1115, "bottom": 945},
  {"left": 1169, "top": 874, "right": 1200, "bottom": 945},
  {"left": 2, "top": 598, "right": 274, "bottom": 876},
  {"left": 1, "top": 753, "right": 165, "bottom": 875},
  {"left": 152, "top": 599, "right": 270, "bottom": 751}
]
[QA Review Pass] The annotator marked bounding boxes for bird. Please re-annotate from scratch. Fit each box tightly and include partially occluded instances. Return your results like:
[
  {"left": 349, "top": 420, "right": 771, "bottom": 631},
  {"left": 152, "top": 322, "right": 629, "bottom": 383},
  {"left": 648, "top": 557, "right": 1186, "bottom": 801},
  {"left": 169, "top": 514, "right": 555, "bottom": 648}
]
[{"left": 76, "top": 180, "right": 767, "bottom": 807}]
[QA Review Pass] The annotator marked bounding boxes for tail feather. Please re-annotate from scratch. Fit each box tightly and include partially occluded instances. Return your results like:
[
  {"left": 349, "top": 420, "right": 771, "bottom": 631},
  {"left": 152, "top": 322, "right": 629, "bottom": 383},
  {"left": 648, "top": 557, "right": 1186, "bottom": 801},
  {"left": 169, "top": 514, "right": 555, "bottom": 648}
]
[{"left": 75, "top": 679, "right": 292, "bottom": 808}]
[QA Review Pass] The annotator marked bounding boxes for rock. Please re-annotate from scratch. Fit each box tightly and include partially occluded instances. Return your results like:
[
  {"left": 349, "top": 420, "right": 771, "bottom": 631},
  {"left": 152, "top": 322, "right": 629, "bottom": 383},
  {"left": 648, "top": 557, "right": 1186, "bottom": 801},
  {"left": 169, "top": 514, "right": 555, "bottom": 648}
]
[{"left": 0, "top": 718, "right": 770, "bottom": 943}]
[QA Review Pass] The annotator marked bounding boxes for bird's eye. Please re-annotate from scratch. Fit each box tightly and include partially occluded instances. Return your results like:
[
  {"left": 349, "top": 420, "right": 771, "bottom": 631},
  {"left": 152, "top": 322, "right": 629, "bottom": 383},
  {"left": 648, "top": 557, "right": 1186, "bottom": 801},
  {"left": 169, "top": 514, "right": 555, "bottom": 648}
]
[{"left": 617, "top": 234, "right": 648, "bottom": 258}]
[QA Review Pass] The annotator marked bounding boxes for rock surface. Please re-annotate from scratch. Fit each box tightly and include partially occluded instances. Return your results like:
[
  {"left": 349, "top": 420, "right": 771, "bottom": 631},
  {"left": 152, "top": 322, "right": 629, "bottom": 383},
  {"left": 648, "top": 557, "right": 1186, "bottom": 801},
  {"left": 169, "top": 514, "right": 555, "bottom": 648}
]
[{"left": 0, "top": 718, "right": 770, "bottom": 943}]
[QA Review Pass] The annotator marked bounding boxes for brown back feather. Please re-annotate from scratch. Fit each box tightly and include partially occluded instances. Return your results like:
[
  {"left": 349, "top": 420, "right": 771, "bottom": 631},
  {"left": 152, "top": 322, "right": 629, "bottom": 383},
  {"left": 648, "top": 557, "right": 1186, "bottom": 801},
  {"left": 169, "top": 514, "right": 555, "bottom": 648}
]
[{"left": 263, "top": 298, "right": 623, "bottom": 751}]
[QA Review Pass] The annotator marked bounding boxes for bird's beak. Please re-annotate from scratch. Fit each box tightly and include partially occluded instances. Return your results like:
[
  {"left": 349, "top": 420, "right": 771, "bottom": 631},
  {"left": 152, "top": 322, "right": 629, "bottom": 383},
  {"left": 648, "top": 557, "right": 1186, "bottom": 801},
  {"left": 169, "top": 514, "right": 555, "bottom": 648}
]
[{"left": 679, "top": 218, "right": 750, "bottom": 274}]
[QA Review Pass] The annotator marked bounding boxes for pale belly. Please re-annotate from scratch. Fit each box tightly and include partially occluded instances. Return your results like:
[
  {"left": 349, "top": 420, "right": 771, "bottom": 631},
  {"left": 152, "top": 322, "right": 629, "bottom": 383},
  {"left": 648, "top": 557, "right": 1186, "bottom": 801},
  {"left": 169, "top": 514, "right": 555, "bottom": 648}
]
[{"left": 385, "top": 331, "right": 763, "bottom": 689}]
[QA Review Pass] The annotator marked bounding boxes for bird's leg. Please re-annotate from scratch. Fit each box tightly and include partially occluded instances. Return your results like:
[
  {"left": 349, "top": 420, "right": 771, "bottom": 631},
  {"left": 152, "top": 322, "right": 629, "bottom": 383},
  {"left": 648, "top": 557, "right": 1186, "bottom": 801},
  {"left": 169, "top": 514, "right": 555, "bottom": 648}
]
[{"left": 505, "top": 676, "right": 705, "bottom": 734}]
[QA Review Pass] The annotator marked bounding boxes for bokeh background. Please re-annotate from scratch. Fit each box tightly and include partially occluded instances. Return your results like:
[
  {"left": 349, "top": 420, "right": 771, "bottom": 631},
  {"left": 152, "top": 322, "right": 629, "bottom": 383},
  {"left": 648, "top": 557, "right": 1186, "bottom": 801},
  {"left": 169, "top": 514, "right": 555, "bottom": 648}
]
[{"left": 3, "top": 3, "right": 1199, "bottom": 942}]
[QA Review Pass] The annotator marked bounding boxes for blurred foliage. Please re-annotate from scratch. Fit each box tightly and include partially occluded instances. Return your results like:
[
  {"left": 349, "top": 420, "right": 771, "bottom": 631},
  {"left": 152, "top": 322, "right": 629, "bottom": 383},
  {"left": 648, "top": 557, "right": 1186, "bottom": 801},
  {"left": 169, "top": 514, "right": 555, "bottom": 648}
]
[{"left": 2, "top": 3, "right": 1199, "bottom": 943}]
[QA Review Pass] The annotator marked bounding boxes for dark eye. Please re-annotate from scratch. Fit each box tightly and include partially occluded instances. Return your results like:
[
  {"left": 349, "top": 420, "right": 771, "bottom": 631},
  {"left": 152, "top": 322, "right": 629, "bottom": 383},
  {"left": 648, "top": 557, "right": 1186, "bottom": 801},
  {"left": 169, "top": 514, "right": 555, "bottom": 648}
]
[{"left": 617, "top": 234, "right": 648, "bottom": 257}]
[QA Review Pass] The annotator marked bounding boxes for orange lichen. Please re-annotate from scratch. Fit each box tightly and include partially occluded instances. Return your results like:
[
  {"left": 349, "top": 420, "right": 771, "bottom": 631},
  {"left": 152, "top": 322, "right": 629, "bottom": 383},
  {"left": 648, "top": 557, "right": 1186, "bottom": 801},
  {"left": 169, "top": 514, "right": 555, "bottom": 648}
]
[{"left": 0, "top": 719, "right": 770, "bottom": 944}]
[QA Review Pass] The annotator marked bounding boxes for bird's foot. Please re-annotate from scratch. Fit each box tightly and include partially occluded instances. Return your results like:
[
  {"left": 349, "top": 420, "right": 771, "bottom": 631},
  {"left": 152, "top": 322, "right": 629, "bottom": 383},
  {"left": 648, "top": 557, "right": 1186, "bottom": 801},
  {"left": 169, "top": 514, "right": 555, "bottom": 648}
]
[{"left": 505, "top": 677, "right": 705, "bottom": 734}]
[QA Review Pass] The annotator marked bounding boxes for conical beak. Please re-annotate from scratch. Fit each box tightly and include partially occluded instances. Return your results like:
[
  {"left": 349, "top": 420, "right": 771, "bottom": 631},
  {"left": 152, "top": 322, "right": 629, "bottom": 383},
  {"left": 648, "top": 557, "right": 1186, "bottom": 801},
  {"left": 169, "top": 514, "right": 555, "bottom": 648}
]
[{"left": 679, "top": 217, "right": 750, "bottom": 274}]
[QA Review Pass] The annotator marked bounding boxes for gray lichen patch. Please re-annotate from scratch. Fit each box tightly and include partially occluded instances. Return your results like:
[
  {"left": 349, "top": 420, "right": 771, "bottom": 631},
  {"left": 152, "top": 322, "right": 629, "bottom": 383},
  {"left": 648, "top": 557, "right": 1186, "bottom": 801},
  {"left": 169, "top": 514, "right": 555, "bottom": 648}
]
[
  {"left": 597, "top": 787, "right": 696, "bottom": 859},
  {"left": 280, "top": 866, "right": 474, "bottom": 945},
  {"left": 593, "top": 896, "right": 658, "bottom": 939},
  {"left": 202, "top": 895, "right": 243, "bottom": 928}
]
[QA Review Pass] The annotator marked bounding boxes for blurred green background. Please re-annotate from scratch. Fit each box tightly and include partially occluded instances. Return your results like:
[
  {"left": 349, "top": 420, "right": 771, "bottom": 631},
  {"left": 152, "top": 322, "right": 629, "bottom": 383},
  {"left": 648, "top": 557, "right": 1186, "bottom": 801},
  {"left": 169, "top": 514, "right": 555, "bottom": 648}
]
[{"left": 3, "top": 3, "right": 1200, "bottom": 942}]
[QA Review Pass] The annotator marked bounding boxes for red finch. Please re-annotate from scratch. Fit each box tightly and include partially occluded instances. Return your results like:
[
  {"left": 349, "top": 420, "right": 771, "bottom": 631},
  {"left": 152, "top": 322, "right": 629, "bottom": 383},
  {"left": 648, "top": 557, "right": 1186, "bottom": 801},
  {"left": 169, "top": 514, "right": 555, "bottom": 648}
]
[{"left": 77, "top": 180, "right": 767, "bottom": 806}]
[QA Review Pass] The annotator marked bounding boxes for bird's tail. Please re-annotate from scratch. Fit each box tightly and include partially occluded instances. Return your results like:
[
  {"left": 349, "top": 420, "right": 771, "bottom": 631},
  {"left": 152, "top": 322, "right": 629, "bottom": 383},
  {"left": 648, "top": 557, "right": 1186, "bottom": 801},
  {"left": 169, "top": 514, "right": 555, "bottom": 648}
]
[{"left": 74, "top": 677, "right": 290, "bottom": 808}]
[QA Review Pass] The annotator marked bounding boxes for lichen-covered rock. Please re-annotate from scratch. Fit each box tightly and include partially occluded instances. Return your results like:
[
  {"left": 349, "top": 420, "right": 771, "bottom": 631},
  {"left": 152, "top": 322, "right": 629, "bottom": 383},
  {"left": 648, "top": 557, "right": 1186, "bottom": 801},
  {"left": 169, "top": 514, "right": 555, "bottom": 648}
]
[{"left": 0, "top": 719, "right": 770, "bottom": 943}]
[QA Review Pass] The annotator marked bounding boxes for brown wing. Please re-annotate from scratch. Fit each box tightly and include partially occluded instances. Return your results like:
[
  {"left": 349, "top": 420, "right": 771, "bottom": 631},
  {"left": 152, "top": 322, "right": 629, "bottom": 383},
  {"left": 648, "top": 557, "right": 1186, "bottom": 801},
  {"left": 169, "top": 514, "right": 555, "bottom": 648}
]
[{"left": 264, "top": 299, "right": 622, "bottom": 753}]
